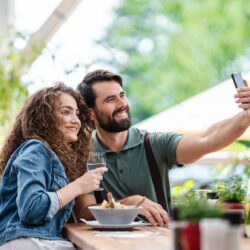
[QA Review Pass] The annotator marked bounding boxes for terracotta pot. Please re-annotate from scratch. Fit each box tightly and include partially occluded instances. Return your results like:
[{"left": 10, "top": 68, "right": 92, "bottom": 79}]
[{"left": 181, "top": 223, "right": 200, "bottom": 250}]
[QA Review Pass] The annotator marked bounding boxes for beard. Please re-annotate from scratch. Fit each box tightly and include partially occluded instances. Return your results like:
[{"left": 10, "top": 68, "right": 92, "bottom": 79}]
[{"left": 94, "top": 106, "right": 131, "bottom": 132}]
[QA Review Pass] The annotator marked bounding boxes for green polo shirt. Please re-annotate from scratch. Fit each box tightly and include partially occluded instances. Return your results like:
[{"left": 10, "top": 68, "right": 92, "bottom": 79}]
[{"left": 94, "top": 127, "right": 182, "bottom": 214}]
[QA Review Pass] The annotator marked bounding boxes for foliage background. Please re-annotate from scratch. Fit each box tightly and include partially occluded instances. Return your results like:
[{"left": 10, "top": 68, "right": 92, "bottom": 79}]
[
  {"left": 96, "top": 0, "right": 250, "bottom": 123},
  {"left": 1, "top": 0, "right": 250, "bottom": 141},
  {"left": 0, "top": 33, "right": 42, "bottom": 143},
  {"left": 0, "top": 35, "right": 27, "bottom": 142}
]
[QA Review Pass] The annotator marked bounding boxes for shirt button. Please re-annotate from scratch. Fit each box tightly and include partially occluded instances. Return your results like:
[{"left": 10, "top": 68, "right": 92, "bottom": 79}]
[{"left": 119, "top": 169, "right": 123, "bottom": 174}]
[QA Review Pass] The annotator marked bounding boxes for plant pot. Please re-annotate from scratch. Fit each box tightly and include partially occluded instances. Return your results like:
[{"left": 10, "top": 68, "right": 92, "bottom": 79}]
[
  {"left": 222, "top": 203, "right": 245, "bottom": 210},
  {"left": 220, "top": 202, "right": 245, "bottom": 220},
  {"left": 181, "top": 222, "right": 200, "bottom": 250},
  {"left": 245, "top": 224, "right": 250, "bottom": 238}
]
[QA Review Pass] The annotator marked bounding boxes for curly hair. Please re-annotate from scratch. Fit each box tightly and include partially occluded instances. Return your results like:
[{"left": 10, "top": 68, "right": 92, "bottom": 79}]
[{"left": 0, "top": 83, "right": 93, "bottom": 181}]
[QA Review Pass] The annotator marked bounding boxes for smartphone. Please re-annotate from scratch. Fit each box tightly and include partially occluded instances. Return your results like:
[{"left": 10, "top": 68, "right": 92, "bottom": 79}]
[{"left": 231, "top": 72, "right": 245, "bottom": 88}]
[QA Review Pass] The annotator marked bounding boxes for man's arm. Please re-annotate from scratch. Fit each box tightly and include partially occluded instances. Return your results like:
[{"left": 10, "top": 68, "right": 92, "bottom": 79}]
[
  {"left": 177, "top": 110, "right": 250, "bottom": 164},
  {"left": 119, "top": 195, "right": 170, "bottom": 227},
  {"left": 74, "top": 194, "right": 96, "bottom": 221},
  {"left": 176, "top": 84, "right": 250, "bottom": 164}
]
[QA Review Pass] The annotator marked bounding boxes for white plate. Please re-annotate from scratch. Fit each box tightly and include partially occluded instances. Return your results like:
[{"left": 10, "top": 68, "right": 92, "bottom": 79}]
[{"left": 80, "top": 218, "right": 150, "bottom": 229}]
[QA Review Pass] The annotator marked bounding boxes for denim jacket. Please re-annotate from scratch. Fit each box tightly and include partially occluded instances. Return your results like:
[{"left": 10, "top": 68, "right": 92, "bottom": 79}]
[{"left": 0, "top": 139, "right": 74, "bottom": 246}]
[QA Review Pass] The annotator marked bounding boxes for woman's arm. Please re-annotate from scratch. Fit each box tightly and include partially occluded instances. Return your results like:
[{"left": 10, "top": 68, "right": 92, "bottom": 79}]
[
  {"left": 55, "top": 169, "right": 107, "bottom": 210},
  {"left": 16, "top": 140, "right": 107, "bottom": 224}
]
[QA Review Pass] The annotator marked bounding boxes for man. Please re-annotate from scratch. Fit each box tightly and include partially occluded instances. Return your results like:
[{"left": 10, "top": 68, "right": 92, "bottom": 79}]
[{"left": 76, "top": 69, "right": 250, "bottom": 226}]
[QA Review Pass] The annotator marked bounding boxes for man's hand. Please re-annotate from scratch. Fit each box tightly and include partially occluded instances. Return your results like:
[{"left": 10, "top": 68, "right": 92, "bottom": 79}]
[
  {"left": 120, "top": 195, "right": 170, "bottom": 227},
  {"left": 139, "top": 197, "right": 170, "bottom": 227},
  {"left": 234, "top": 83, "right": 250, "bottom": 112}
]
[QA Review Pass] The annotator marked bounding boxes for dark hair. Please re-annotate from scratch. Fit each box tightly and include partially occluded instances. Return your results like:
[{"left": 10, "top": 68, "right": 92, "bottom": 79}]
[
  {"left": 77, "top": 69, "right": 123, "bottom": 107},
  {"left": 0, "top": 83, "right": 93, "bottom": 180}
]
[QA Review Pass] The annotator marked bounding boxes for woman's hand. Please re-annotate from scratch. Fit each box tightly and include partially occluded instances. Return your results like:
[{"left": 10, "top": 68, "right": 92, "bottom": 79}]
[
  {"left": 56, "top": 167, "right": 107, "bottom": 209},
  {"left": 75, "top": 167, "right": 108, "bottom": 194}
]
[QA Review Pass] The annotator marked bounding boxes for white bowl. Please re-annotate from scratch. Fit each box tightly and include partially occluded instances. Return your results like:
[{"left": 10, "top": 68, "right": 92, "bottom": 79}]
[{"left": 88, "top": 205, "right": 142, "bottom": 225}]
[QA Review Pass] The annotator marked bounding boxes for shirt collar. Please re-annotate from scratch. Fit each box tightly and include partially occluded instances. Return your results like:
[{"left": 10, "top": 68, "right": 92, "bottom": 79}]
[{"left": 94, "top": 127, "right": 146, "bottom": 153}]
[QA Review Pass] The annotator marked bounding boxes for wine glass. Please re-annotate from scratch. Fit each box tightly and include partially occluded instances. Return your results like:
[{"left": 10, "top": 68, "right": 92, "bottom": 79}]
[{"left": 87, "top": 152, "right": 106, "bottom": 191}]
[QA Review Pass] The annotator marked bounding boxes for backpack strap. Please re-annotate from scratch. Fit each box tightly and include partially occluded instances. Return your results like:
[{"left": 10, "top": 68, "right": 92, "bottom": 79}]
[
  {"left": 93, "top": 133, "right": 168, "bottom": 212},
  {"left": 144, "top": 132, "right": 168, "bottom": 211}
]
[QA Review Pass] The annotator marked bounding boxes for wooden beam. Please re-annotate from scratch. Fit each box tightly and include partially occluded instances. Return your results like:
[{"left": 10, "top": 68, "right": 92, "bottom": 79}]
[{"left": 19, "top": 0, "right": 82, "bottom": 74}]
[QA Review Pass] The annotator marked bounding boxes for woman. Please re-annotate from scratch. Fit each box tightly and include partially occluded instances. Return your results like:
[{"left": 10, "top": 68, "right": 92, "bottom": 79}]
[{"left": 0, "top": 83, "right": 107, "bottom": 249}]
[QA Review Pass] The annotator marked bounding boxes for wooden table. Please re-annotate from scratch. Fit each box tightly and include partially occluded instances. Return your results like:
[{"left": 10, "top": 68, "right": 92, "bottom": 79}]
[{"left": 65, "top": 223, "right": 250, "bottom": 250}]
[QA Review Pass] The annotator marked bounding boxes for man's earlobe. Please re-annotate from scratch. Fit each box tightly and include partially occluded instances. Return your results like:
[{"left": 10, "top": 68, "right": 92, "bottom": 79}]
[{"left": 89, "top": 108, "right": 96, "bottom": 121}]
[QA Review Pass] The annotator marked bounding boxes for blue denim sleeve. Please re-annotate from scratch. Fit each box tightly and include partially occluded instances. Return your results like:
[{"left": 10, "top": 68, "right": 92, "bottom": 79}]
[
  {"left": 47, "top": 192, "right": 61, "bottom": 218},
  {"left": 13, "top": 140, "right": 61, "bottom": 225}
]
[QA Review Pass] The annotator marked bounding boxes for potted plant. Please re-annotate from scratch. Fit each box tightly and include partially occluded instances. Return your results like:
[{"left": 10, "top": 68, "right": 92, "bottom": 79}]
[
  {"left": 215, "top": 175, "right": 246, "bottom": 213},
  {"left": 178, "top": 195, "right": 223, "bottom": 221},
  {"left": 174, "top": 192, "right": 223, "bottom": 250},
  {"left": 245, "top": 202, "right": 250, "bottom": 238}
]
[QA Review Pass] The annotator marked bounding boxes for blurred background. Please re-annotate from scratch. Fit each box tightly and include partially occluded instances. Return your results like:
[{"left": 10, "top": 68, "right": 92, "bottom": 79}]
[{"left": 1, "top": 0, "right": 250, "bottom": 192}]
